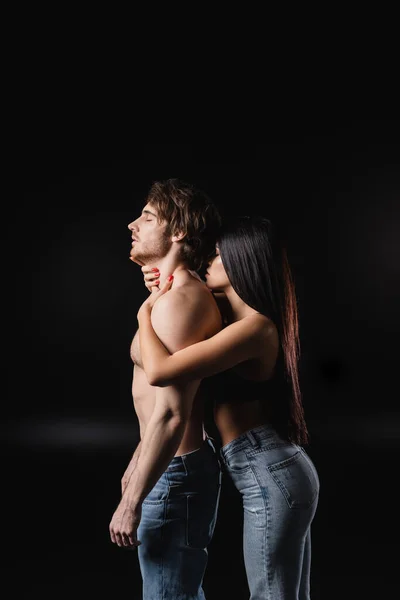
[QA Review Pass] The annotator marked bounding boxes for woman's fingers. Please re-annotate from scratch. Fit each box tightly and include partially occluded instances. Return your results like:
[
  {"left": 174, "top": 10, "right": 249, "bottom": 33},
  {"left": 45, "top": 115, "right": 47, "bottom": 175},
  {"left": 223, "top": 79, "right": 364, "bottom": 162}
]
[
  {"left": 141, "top": 266, "right": 160, "bottom": 290},
  {"left": 139, "top": 266, "right": 173, "bottom": 293},
  {"left": 152, "top": 275, "right": 174, "bottom": 297},
  {"left": 162, "top": 275, "right": 174, "bottom": 291},
  {"left": 141, "top": 266, "right": 159, "bottom": 276}
]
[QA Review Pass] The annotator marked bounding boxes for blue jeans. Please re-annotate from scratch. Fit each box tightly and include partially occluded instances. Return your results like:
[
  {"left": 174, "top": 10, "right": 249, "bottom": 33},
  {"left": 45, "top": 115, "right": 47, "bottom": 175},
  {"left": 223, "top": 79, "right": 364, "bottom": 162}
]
[
  {"left": 137, "top": 437, "right": 222, "bottom": 600},
  {"left": 220, "top": 424, "right": 320, "bottom": 600}
]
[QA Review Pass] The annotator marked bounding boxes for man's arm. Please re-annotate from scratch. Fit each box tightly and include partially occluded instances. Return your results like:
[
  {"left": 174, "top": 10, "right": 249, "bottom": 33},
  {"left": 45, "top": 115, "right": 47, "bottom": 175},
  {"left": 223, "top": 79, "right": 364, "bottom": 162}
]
[
  {"left": 123, "top": 291, "right": 202, "bottom": 503},
  {"left": 137, "top": 295, "right": 271, "bottom": 386},
  {"left": 121, "top": 440, "right": 142, "bottom": 496},
  {"left": 122, "top": 384, "right": 191, "bottom": 506},
  {"left": 109, "top": 290, "right": 206, "bottom": 546},
  {"left": 120, "top": 395, "right": 147, "bottom": 495}
]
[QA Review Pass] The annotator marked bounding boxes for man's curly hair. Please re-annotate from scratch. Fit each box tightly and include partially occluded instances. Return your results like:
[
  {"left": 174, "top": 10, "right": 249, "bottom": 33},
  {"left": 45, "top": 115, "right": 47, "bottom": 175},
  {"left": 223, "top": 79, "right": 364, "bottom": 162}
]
[{"left": 146, "top": 178, "right": 221, "bottom": 272}]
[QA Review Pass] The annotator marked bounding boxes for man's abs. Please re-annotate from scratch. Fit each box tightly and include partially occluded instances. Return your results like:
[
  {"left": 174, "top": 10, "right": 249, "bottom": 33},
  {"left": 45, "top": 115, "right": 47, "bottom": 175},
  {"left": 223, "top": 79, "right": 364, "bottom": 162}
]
[{"left": 132, "top": 364, "right": 206, "bottom": 456}]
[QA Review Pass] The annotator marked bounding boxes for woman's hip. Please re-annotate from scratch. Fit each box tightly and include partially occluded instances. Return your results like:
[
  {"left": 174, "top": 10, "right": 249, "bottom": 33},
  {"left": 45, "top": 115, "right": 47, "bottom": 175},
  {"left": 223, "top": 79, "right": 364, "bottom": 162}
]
[{"left": 220, "top": 424, "right": 319, "bottom": 510}]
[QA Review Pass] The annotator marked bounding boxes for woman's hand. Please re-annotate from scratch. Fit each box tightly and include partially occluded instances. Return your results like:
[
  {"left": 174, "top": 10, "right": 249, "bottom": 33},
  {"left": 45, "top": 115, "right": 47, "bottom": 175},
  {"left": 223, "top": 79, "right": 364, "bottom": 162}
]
[
  {"left": 137, "top": 275, "right": 174, "bottom": 317},
  {"left": 141, "top": 266, "right": 160, "bottom": 292}
]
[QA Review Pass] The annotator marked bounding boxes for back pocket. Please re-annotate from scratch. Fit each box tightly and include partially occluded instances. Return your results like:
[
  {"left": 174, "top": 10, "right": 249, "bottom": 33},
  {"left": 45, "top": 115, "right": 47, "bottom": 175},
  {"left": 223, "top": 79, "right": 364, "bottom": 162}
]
[{"left": 268, "top": 451, "right": 319, "bottom": 509}]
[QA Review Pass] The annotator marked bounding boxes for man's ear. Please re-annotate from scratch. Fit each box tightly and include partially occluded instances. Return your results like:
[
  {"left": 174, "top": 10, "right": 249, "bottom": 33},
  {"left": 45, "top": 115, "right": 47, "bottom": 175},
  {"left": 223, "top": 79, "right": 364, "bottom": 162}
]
[{"left": 171, "top": 231, "right": 186, "bottom": 242}]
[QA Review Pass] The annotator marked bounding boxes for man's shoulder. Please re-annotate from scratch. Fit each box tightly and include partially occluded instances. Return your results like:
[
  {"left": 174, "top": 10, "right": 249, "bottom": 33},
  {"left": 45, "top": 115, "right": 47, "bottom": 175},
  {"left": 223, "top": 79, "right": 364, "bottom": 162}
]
[
  {"left": 155, "top": 280, "right": 213, "bottom": 314},
  {"left": 151, "top": 282, "right": 219, "bottom": 349},
  {"left": 151, "top": 280, "right": 220, "bottom": 337}
]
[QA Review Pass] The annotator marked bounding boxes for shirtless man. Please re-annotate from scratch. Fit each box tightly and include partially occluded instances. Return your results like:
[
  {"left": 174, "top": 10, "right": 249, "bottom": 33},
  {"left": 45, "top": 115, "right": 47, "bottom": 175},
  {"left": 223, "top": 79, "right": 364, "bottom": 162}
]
[{"left": 109, "top": 179, "right": 223, "bottom": 600}]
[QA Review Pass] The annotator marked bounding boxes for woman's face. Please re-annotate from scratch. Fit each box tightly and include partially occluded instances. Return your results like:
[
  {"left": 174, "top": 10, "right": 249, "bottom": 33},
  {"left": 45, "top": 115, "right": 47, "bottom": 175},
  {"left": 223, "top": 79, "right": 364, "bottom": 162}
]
[{"left": 204, "top": 245, "right": 231, "bottom": 291}]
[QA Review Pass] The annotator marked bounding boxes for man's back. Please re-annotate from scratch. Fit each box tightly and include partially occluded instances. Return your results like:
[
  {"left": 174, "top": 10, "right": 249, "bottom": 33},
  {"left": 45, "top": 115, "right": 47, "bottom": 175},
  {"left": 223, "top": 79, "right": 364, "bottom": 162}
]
[{"left": 130, "top": 269, "right": 222, "bottom": 454}]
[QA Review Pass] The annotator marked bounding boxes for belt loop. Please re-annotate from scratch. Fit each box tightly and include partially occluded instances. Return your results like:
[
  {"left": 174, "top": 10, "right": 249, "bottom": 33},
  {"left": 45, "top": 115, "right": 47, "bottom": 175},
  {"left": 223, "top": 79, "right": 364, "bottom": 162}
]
[
  {"left": 208, "top": 438, "right": 217, "bottom": 453},
  {"left": 246, "top": 430, "right": 258, "bottom": 447},
  {"left": 205, "top": 434, "right": 217, "bottom": 453},
  {"left": 180, "top": 455, "right": 189, "bottom": 476},
  {"left": 219, "top": 453, "right": 228, "bottom": 472}
]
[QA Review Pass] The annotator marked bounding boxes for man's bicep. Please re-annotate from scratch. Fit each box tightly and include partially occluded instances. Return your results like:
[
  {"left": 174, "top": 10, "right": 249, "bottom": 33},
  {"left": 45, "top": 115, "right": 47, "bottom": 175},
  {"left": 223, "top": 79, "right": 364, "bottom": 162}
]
[{"left": 151, "top": 294, "right": 203, "bottom": 354}]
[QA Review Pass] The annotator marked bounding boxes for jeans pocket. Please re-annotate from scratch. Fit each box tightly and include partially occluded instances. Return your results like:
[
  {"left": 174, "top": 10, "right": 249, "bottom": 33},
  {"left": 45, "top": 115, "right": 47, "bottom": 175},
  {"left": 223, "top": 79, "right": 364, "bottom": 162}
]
[
  {"left": 224, "top": 449, "right": 252, "bottom": 473},
  {"left": 268, "top": 450, "right": 319, "bottom": 509},
  {"left": 186, "top": 478, "right": 221, "bottom": 548},
  {"left": 142, "top": 474, "right": 169, "bottom": 505}
]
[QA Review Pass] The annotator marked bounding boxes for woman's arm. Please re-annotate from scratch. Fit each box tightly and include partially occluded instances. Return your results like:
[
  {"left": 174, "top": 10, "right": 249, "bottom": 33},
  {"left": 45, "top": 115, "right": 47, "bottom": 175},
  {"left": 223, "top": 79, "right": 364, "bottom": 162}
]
[{"left": 138, "top": 291, "right": 270, "bottom": 387}]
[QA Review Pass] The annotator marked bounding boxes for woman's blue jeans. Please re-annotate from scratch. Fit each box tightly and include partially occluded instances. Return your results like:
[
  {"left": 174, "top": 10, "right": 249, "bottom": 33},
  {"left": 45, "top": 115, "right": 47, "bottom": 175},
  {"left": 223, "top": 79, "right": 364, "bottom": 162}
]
[
  {"left": 137, "top": 436, "right": 222, "bottom": 599},
  {"left": 220, "top": 424, "right": 320, "bottom": 600}
]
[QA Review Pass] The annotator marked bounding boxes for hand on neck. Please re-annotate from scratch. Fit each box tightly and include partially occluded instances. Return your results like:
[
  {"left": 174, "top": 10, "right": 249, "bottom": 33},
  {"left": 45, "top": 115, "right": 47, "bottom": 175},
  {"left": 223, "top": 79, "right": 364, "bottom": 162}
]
[{"left": 145, "top": 259, "right": 188, "bottom": 287}]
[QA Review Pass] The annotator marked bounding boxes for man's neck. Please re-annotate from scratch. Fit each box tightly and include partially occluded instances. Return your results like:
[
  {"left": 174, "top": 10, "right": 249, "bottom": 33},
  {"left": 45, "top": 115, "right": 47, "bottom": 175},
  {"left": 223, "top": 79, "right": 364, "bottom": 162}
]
[{"left": 143, "top": 258, "right": 189, "bottom": 287}]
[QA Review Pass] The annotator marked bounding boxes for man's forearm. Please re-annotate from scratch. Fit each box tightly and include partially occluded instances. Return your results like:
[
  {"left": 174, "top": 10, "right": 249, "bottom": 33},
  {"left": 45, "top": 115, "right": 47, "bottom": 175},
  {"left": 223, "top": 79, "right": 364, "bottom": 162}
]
[
  {"left": 125, "top": 440, "right": 142, "bottom": 476},
  {"left": 122, "top": 409, "right": 186, "bottom": 507},
  {"left": 129, "top": 440, "right": 142, "bottom": 470},
  {"left": 121, "top": 440, "right": 142, "bottom": 495}
]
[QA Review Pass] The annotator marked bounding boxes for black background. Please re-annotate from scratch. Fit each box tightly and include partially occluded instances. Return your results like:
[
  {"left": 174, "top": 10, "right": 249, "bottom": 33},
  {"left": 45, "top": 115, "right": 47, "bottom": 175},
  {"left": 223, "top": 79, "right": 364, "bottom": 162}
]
[{"left": 5, "top": 126, "right": 400, "bottom": 598}]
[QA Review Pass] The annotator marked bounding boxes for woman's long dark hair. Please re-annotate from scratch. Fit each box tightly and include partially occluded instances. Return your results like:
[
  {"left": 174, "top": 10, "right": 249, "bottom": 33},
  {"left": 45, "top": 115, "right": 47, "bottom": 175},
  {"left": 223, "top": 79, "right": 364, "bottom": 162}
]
[{"left": 218, "top": 216, "right": 309, "bottom": 446}]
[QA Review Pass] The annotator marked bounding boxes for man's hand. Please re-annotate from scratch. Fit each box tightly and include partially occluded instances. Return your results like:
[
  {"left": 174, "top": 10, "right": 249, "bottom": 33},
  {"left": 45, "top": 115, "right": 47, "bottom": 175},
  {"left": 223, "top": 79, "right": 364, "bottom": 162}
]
[
  {"left": 137, "top": 275, "right": 174, "bottom": 318},
  {"left": 109, "top": 501, "right": 142, "bottom": 548}
]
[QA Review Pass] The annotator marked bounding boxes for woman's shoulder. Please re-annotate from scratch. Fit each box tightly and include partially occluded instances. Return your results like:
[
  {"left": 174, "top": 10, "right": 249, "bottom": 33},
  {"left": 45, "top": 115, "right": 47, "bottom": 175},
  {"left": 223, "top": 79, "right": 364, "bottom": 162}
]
[
  {"left": 256, "top": 313, "right": 279, "bottom": 340},
  {"left": 240, "top": 313, "right": 279, "bottom": 350},
  {"left": 241, "top": 312, "right": 275, "bottom": 330}
]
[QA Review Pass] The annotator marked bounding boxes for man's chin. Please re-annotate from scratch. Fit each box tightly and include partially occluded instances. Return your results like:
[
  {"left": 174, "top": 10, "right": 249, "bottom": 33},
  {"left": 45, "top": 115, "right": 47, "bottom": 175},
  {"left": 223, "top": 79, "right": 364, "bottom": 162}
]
[{"left": 129, "top": 254, "right": 145, "bottom": 266}]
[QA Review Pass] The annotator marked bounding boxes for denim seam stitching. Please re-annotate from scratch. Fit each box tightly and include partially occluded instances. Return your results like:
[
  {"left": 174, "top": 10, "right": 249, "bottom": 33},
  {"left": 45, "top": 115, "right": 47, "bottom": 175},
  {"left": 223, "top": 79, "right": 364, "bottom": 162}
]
[
  {"left": 181, "top": 456, "right": 189, "bottom": 476},
  {"left": 249, "top": 462, "right": 273, "bottom": 599},
  {"left": 162, "top": 482, "right": 169, "bottom": 600},
  {"left": 186, "top": 495, "right": 190, "bottom": 547},
  {"left": 268, "top": 450, "right": 302, "bottom": 472},
  {"left": 268, "top": 454, "right": 319, "bottom": 509},
  {"left": 265, "top": 483, "right": 272, "bottom": 600},
  {"left": 248, "top": 442, "right": 290, "bottom": 456},
  {"left": 300, "top": 447, "right": 321, "bottom": 490},
  {"left": 269, "top": 471, "right": 293, "bottom": 508},
  {"left": 221, "top": 444, "right": 248, "bottom": 459}
]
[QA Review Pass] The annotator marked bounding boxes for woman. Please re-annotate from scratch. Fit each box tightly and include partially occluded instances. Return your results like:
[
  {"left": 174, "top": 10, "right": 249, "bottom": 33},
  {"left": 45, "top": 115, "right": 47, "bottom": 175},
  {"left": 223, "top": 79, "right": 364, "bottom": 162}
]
[{"left": 137, "top": 215, "right": 320, "bottom": 600}]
